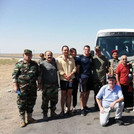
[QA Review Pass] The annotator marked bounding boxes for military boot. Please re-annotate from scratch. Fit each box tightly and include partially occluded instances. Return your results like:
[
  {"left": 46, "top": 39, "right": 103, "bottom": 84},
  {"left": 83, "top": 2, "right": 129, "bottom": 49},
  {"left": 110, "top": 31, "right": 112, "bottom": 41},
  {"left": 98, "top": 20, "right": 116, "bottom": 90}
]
[
  {"left": 43, "top": 113, "right": 48, "bottom": 121},
  {"left": 51, "top": 111, "right": 57, "bottom": 117},
  {"left": 20, "top": 114, "right": 26, "bottom": 127},
  {"left": 26, "top": 113, "right": 37, "bottom": 124}
]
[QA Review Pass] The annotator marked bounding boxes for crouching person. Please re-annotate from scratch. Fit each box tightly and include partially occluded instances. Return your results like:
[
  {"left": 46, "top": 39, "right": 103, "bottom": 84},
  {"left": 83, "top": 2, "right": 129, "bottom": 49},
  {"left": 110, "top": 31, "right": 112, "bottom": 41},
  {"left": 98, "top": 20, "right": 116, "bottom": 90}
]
[
  {"left": 40, "top": 51, "right": 58, "bottom": 120},
  {"left": 96, "top": 75, "right": 124, "bottom": 126},
  {"left": 12, "top": 49, "right": 39, "bottom": 127}
]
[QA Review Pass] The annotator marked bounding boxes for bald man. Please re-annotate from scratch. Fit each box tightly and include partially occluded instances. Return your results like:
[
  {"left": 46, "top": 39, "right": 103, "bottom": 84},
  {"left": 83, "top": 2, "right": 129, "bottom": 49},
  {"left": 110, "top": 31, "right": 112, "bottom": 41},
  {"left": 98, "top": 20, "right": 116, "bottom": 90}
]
[{"left": 116, "top": 55, "right": 130, "bottom": 113}]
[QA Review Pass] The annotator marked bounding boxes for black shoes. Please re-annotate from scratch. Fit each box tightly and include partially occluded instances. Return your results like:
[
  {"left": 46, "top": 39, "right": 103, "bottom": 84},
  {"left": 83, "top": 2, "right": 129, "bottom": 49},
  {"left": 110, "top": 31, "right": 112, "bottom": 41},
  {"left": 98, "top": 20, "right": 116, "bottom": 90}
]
[
  {"left": 92, "top": 106, "right": 99, "bottom": 112},
  {"left": 66, "top": 110, "right": 72, "bottom": 116},
  {"left": 81, "top": 106, "right": 92, "bottom": 116},
  {"left": 43, "top": 113, "right": 48, "bottom": 121},
  {"left": 84, "top": 106, "right": 92, "bottom": 112},
  {"left": 123, "top": 108, "right": 130, "bottom": 113},
  {"left": 81, "top": 109, "right": 86, "bottom": 116},
  {"left": 115, "top": 118, "right": 124, "bottom": 125},
  {"left": 59, "top": 111, "right": 65, "bottom": 117}
]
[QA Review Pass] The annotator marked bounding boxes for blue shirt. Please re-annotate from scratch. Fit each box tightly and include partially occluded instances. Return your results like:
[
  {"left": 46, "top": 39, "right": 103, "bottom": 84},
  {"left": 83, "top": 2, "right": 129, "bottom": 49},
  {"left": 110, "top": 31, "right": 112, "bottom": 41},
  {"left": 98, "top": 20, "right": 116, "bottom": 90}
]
[
  {"left": 96, "top": 84, "right": 124, "bottom": 108},
  {"left": 77, "top": 55, "right": 93, "bottom": 79},
  {"left": 74, "top": 56, "right": 79, "bottom": 66}
]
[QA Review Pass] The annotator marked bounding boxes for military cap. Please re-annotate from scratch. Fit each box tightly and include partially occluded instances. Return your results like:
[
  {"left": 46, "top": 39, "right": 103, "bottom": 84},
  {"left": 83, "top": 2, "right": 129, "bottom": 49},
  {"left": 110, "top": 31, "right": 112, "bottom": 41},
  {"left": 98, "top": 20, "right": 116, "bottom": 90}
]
[
  {"left": 24, "top": 49, "right": 32, "bottom": 54},
  {"left": 112, "top": 50, "right": 118, "bottom": 54},
  {"left": 95, "top": 46, "right": 101, "bottom": 50}
]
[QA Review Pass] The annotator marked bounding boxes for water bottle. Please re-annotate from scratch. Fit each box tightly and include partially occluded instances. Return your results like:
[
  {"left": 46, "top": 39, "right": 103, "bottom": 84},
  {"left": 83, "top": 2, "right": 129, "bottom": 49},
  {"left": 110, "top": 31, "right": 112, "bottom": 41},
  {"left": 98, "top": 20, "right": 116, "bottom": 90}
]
[
  {"left": 68, "top": 81, "right": 72, "bottom": 88},
  {"left": 17, "top": 90, "right": 21, "bottom": 96}
]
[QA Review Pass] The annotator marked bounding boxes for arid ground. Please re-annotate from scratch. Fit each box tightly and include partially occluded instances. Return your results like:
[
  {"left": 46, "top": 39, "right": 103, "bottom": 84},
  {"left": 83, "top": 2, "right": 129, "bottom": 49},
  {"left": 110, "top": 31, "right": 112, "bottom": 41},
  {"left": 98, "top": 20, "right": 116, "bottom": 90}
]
[
  {"left": 0, "top": 54, "right": 60, "bottom": 134},
  {"left": 0, "top": 63, "right": 19, "bottom": 134}
]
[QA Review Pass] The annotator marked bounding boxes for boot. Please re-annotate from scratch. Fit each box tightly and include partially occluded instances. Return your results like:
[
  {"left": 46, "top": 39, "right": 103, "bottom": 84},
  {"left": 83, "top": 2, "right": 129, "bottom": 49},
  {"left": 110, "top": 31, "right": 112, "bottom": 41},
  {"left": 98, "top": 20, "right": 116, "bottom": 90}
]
[
  {"left": 51, "top": 111, "right": 57, "bottom": 117},
  {"left": 43, "top": 113, "right": 48, "bottom": 121},
  {"left": 26, "top": 113, "right": 37, "bottom": 124},
  {"left": 20, "top": 114, "right": 26, "bottom": 127}
]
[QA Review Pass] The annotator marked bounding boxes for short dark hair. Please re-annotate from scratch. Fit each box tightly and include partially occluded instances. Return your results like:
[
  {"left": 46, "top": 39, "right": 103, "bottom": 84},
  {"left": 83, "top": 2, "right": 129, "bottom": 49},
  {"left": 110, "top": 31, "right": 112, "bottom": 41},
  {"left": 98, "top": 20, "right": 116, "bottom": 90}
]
[
  {"left": 70, "top": 48, "right": 76, "bottom": 53},
  {"left": 83, "top": 45, "right": 90, "bottom": 49},
  {"left": 62, "top": 45, "right": 69, "bottom": 51},
  {"left": 39, "top": 53, "right": 44, "bottom": 57}
]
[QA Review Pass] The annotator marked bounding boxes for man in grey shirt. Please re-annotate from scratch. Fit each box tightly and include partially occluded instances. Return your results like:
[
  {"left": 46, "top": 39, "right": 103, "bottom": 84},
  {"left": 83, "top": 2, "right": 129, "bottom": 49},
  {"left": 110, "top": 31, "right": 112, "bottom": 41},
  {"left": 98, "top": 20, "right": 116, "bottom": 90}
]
[{"left": 40, "top": 51, "right": 58, "bottom": 120}]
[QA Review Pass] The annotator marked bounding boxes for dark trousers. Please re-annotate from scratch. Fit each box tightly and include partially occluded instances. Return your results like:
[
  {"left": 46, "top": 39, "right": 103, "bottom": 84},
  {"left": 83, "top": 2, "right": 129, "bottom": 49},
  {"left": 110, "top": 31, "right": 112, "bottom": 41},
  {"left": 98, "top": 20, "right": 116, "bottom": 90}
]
[
  {"left": 72, "top": 78, "right": 79, "bottom": 107},
  {"left": 93, "top": 79, "right": 106, "bottom": 107},
  {"left": 121, "top": 84, "right": 129, "bottom": 108}
]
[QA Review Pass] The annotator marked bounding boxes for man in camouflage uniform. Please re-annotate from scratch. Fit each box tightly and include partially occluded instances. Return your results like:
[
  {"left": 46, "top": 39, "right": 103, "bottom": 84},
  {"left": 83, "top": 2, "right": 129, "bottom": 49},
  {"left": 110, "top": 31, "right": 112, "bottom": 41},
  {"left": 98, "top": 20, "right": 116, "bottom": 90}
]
[
  {"left": 12, "top": 49, "right": 39, "bottom": 127},
  {"left": 109, "top": 50, "right": 120, "bottom": 76},
  {"left": 40, "top": 51, "right": 58, "bottom": 120}
]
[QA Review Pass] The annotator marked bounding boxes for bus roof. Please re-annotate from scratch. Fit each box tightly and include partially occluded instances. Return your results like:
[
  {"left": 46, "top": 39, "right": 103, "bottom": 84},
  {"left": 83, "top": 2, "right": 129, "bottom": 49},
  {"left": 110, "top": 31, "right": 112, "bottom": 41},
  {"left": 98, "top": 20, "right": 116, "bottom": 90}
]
[{"left": 97, "top": 29, "right": 134, "bottom": 37}]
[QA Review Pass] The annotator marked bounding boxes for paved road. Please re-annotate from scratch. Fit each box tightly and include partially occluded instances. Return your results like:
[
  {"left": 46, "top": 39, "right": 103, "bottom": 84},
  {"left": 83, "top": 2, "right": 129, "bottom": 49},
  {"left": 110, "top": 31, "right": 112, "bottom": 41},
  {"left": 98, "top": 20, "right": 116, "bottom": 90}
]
[{"left": 13, "top": 91, "right": 134, "bottom": 134}]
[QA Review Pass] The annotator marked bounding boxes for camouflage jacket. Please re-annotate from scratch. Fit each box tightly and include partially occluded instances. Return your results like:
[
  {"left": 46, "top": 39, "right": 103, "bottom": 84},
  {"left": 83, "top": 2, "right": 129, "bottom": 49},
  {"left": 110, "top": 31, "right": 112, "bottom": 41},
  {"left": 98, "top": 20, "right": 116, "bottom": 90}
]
[
  {"left": 12, "top": 60, "right": 39, "bottom": 85},
  {"left": 109, "top": 59, "right": 120, "bottom": 76}
]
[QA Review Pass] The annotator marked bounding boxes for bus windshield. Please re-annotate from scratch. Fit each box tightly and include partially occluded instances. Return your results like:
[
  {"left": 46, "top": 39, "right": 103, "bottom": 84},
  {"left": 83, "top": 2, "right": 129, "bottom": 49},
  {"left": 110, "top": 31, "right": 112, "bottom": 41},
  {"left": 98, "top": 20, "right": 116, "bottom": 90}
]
[{"left": 97, "top": 36, "right": 134, "bottom": 59}]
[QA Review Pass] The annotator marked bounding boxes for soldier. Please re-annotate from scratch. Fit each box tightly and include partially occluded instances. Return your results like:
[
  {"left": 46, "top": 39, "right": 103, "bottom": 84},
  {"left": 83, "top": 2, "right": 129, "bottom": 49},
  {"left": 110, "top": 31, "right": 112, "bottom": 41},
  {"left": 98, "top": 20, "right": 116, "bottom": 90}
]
[
  {"left": 93, "top": 46, "right": 109, "bottom": 111},
  {"left": 109, "top": 50, "right": 120, "bottom": 76},
  {"left": 40, "top": 51, "right": 58, "bottom": 120},
  {"left": 12, "top": 49, "right": 39, "bottom": 127}
]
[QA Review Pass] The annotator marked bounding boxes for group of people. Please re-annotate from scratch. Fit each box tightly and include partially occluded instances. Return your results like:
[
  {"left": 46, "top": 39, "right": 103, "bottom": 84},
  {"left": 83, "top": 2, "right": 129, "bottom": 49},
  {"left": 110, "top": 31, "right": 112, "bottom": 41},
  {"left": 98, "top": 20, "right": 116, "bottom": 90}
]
[{"left": 12, "top": 45, "right": 133, "bottom": 127}]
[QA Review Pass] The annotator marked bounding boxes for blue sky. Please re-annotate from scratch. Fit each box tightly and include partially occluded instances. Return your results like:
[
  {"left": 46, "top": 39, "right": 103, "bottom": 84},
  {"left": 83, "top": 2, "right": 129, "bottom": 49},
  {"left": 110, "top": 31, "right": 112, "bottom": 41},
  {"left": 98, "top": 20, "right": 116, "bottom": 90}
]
[{"left": 0, "top": 0, "right": 134, "bottom": 54}]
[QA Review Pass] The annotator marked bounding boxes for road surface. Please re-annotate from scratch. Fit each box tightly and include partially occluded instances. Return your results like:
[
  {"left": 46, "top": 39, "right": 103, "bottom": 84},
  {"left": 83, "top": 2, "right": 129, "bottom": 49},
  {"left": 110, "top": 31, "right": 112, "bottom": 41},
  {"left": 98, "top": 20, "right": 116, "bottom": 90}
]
[{"left": 13, "top": 91, "right": 134, "bottom": 134}]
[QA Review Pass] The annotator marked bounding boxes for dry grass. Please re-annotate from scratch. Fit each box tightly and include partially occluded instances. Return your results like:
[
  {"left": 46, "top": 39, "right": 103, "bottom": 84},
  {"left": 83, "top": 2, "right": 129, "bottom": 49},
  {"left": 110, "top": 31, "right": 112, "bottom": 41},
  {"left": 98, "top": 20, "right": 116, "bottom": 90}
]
[
  {"left": 0, "top": 54, "right": 61, "bottom": 134},
  {"left": 0, "top": 63, "right": 19, "bottom": 134},
  {"left": 0, "top": 59, "right": 18, "bottom": 65}
]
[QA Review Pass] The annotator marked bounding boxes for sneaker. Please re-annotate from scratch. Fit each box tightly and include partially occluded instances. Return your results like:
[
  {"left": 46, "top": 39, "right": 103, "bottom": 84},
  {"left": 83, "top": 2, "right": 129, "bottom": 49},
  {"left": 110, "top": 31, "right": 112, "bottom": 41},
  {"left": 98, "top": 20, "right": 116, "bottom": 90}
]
[
  {"left": 65, "top": 107, "right": 68, "bottom": 113},
  {"left": 115, "top": 118, "right": 124, "bottom": 125},
  {"left": 133, "top": 106, "right": 134, "bottom": 111},
  {"left": 81, "top": 109, "right": 86, "bottom": 116},
  {"left": 72, "top": 107, "right": 77, "bottom": 113},
  {"left": 84, "top": 106, "right": 92, "bottom": 112},
  {"left": 123, "top": 108, "right": 130, "bottom": 113},
  {"left": 59, "top": 111, "right": 65, "bottom": 117}
]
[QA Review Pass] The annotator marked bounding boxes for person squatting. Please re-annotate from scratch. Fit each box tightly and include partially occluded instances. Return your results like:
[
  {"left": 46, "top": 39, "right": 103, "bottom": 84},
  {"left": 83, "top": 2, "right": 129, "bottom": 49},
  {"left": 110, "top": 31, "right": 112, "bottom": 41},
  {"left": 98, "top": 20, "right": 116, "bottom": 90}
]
[{"left": 12, "top": 46, "right": 133, "bottom": 127}]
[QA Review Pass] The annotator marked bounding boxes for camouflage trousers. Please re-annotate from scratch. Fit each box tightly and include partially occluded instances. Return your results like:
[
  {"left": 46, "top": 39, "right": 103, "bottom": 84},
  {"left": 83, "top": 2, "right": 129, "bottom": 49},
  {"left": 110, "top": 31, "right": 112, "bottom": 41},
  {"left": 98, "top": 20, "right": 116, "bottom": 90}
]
[
  {"left": 17, "top": 83, "right": 37, "bottom": 115},
  {"left": 41, "top": 84, "right": 58, "bottom": 114}
]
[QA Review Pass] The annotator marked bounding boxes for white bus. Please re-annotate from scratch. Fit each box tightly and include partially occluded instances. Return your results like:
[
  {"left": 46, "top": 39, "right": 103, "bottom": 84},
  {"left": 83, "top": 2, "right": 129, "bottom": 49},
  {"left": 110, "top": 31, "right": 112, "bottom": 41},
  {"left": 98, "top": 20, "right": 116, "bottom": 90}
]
[
  {"left": 96, "top": 29, "right": 134, "bottom": 107},
  {"left": 96, "top": 29, "right": 134, "bottom": 60}
]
